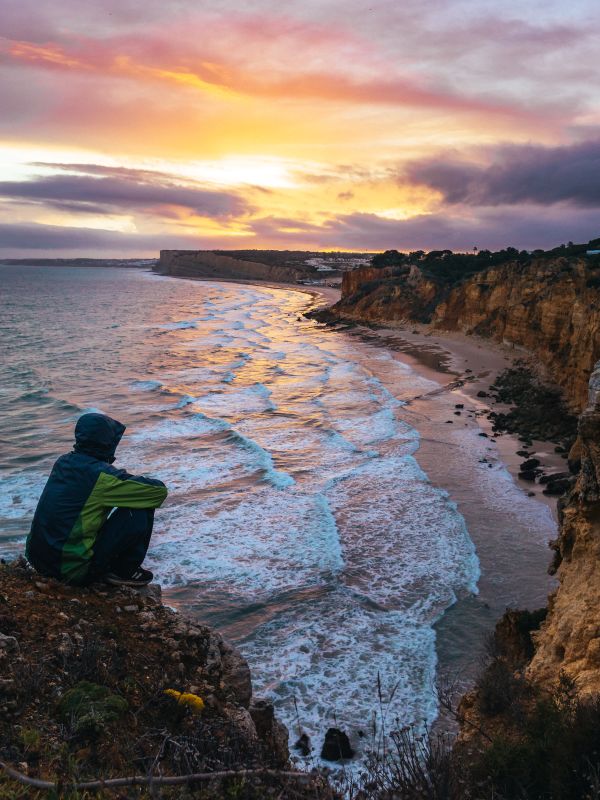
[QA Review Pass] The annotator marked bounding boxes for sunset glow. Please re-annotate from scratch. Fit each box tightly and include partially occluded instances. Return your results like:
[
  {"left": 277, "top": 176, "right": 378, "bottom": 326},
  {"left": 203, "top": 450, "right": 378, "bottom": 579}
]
[{"left": 1, "top": 0, "right": 600, "bottom": 255}]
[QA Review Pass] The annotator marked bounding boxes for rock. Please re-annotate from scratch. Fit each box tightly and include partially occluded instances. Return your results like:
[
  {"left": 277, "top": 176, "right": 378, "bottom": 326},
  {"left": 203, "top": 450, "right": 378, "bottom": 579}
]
[
  {"left": 445, "top": 420, "right": 454, "bottom": 423},
  {"left": 516, "top": 450, "right": 531, "bottom": 457},
  {"left": 528, "top": 491, "right": 536, "bottom": 496},
  {"left": 294, "top": 732, "right": 311, "bottom": 756},
  {"left": 0, "top": 633, "right": 19, "bottom": 655},
  {"left": 57, "top": 633, "right": 74, "bottom": 658},
  {"left": 223, "top": 705, "right": 258, "bottom": 743},
  {"left": 454, "top": 411, "right": 462, "bottom": 415},
  {"left": 123, "top": 605, "right": 138, "bottom": 612},
  {"left": 205, "top": 634, "right": 222, "bottom": 672},
  {"left": 219, "top": 639, "right": 252, "bottom": 708},
  {"left": 478, "top": 432, "right": 488, "bottom": 437},
  {"left": 519, "top": 470, "right": 537, "bottom": 482},
  {"left": 455, "top": 403, "right": 464, "bottom": 409},
  {"left": 477, "top": 390, "right": 489, "bottom": 398},
  {"left": 495, "top": 608, "right": 547, "bottom": 669},
  {"left": 520, "top": 458, "right": 541, "bottom": 471},
  {"left": 568, "top": 437, "right": 582, "bottom": 474},
  {"left": 543, "top": 478, "right": 572, "bottom": 496},
  {"left": 249, "top": 698, "right": 289, "bottom": 763},
  {"left": 321, "top": 728, "right": 354, "bottom": 761},
  {"left": 137, "top": 583, "right": 162, "bottom": 601},
  {"left": 249, "top": 699, "right": 276, "bottom": 736},
  {"left": 538, "top": 471, "right": 571, "bottom": 485}
]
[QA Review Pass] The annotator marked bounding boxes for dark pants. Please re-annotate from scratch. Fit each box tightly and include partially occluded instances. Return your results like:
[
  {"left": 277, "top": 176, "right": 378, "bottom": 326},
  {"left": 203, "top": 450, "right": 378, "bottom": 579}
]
[{"left": 89, "top": 507, "right": 154, "bottom": 581}]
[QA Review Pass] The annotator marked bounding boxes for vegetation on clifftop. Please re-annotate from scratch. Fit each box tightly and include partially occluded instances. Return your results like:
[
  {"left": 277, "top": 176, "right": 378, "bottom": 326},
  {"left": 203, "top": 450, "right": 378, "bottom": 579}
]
[{"left": 369, "top": 236, "right": 600, "bottom": 288}]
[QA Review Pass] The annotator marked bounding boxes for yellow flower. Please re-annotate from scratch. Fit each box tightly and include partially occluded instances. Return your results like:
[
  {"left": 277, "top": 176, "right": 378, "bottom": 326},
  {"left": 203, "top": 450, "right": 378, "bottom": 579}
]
[{"left": 164, "top": 689, "right": 205, "bottom": 714}]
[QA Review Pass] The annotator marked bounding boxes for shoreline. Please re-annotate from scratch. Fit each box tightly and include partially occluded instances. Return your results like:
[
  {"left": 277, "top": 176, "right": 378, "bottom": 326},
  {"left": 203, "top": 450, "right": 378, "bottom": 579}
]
[
  {"left": 157, "top": 269, "right": 561, "bottom": 522},
  {"left": 303, "top": 300, "right": 567, "bottom": 519},
  {"left": 156, "top": 271, "right": 559, "bottom": 698},
  {"left": 295, "top": 284, "right": 559, "bottom": 686}
]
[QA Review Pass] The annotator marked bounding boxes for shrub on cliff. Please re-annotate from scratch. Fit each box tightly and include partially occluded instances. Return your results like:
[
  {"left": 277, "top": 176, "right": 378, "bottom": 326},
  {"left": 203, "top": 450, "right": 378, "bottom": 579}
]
[
  {"left": 371, "top": 249, "right": 406, "bottom": 268},
  {"left": 469, "top": 680, "right": 600, "bottom": 799}
]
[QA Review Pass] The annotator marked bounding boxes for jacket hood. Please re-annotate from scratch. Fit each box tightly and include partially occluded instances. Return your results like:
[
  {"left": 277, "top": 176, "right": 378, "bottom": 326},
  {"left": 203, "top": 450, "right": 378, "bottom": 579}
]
[{"left": 73, "top": 413, "right": 126, "bottom": 463}]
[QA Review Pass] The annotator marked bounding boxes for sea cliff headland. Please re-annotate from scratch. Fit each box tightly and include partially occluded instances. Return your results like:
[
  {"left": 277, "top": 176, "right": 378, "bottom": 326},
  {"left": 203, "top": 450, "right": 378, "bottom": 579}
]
[{"left": 320, "top": 249, "right": 600, "bottom": 411}]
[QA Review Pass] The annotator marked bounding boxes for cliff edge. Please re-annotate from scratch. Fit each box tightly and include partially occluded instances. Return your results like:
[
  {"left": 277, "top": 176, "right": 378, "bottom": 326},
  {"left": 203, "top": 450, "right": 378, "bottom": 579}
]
[
  {"left": 155, "top": 250, "right": 307, "bottom": 284},
  {"left": 0, "top": 560, "right": 332, "bottom": 798},
  {"left": 526, "top": 359, "right": 600, "bottom": 693},
  {"left": 331, "top": 257, "right": 600, "bottom": 411}
]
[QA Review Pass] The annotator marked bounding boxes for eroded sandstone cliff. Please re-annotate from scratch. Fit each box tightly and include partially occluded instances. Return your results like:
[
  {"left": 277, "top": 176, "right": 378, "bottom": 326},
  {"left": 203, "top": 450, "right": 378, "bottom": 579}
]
[
  {"left": 156, "top": 250, "right": 306, "bottom": 284},
  {"left": 334, "top": 257, "right": 600, "bottom": 410},
  {"left": 527, "top": 360, "right": 600, "bottom": 694}
]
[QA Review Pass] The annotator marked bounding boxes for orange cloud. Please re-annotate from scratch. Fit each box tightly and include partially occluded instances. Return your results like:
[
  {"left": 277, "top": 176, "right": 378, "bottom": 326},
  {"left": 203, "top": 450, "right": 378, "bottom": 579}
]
[
  {"left": 5, "top": 40, "right": 88, "bottom": 70},
  {"left": 0, "top": 33, "right": 554, "bottom": 123}
]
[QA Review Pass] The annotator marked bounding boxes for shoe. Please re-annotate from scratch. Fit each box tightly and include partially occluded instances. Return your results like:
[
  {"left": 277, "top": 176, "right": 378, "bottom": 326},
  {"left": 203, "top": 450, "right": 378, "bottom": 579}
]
[{"left": 105, "top": 567, "right": 153, "bottom": 587}]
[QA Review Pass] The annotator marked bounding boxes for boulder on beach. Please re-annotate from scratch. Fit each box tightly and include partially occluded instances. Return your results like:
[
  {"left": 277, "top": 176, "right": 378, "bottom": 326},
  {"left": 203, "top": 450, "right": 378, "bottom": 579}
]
[
  {"left": 543, "top": 478, "right": 572, "bottom": 496},
  {"left": 320, "top": 728, "right": 354, "bottom": 761},
  {"left": 519, "top": 470, "right": 537, "bottom": 482},
  {"left": 520, "top": 458, "right": 541, "bottom": 471},
  {"left": 294, "top": 732, "right": 311, "bottom": 756},
  {"left": 538, "top": 472, "right": 571, "bottom": 485}
]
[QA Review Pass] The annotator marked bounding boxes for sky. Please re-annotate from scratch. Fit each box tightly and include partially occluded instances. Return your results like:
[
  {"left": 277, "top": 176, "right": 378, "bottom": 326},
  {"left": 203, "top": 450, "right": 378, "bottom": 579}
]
[{"left": 1, "top": 0, "right": 600, "bottom": 256}]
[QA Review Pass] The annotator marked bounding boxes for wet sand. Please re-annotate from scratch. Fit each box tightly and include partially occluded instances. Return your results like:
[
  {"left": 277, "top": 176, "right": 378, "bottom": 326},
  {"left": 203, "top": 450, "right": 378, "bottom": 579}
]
[
  {"left": 302, "top": 289, "right": 559, "bottom": 690},
  {"left": 160, "top": 273, "right": 559, "bottom": 693},
  {"left": 303, "top": 294, "right": 566, "bottom": 518}
]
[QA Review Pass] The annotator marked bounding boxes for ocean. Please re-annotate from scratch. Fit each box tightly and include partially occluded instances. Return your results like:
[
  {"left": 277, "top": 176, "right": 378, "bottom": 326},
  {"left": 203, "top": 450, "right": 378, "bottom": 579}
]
[{"left": 0, "top": 266, "right": 556, "bottom": 758}]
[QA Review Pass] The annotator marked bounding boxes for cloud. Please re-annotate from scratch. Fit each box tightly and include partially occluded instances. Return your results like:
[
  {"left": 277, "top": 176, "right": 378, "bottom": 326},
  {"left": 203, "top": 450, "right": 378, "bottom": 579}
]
[
  {"left": 2, "top": 204, "right": 599, "bottom": 257},
  {"left": 0, "top": 27, "right": 565, "bottom": 120},
  {"left": 249, "top": 206, "right": 600, "bottom": 251},
  {"left": 404, "top": 140, "right": 600, "bottom": 207},
  {"left": 0, "top": 221, "right": 205, "bottom": 255},
  {"left": 0, "top": 164, "right": 251, "bottom": 218}
]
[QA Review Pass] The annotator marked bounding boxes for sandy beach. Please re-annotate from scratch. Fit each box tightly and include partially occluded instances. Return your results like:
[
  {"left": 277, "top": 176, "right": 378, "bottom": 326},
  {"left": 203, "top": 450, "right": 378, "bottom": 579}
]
[
  {"left": 303, "top": 285, "right": 566, "bottom": 517},
  {"left": 154, "top": 272, "right": 559, "bottom": 688},
  {"left": 299, "top": 283, "right": 560, "bottom": 685},
  {"left": 165, "top": 270, "right": 562, "bottom": 520}
]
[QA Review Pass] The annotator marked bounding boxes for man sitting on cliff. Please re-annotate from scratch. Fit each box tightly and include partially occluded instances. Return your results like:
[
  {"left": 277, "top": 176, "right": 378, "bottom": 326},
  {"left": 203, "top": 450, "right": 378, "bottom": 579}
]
[{"left": 26, "top": 413, "right": 168, "bottom": 587}]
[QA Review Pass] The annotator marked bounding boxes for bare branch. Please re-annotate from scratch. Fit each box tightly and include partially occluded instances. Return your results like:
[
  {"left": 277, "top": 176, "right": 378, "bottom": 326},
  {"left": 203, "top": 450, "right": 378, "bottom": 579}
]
[{"left": 0, "top": 761, "right": 318, "bottom": 792}]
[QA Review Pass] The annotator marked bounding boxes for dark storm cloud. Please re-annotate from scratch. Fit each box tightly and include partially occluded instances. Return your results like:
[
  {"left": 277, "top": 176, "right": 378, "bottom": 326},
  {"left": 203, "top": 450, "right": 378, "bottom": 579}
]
[
  {"left": 404, "top": 140, "right": 600, "bottom": 207},
  {"left": 0, "top": 165, "right": 251, "bottom": 218},
  {"left": 250, "top": 206, "right": 600, "bottom": 252},
  {"left": 0, "top": 221, "right": 203, "bottom": 252}
]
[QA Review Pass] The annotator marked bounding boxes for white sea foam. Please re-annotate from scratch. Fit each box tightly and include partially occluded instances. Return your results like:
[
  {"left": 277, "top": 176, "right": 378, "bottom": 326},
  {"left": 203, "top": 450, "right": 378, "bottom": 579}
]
[
  {"left": 0, "top": 471, "right": 47, "bottom": 521},
  {"left": 2, "top": 270, "right": 495, "bottom": 768},
  {"left": 148, "top": 487, "right": 342, "bottom": 593},
  {"left": 131, "top": 380, "right": 163, "bottom": 391},
  {"left": 240, "top": 597, "right": 439, "bottom": 756},
  {"left": 160, "top": 320, "right": 198, "bottom": 330}
]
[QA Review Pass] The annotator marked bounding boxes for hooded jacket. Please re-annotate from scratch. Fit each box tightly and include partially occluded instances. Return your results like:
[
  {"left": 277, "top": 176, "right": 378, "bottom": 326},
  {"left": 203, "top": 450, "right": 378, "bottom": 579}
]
[{"left": 26, "top": 413, "right": 168, "bottom": 584}]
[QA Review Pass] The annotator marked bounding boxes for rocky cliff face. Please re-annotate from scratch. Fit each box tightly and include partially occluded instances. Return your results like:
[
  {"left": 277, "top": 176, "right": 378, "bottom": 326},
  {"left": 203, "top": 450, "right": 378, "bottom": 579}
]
[
  {"left": 527, "top": 360, "right": 600, "bottom": 694},
  {"left": 338, "top": 264, "right": 441, "bottom": 323},
  {"left": 0, "top": 560, "right": 326, "bottom": 796},
  {"left": 156, "top": 250, "right": 305, "bottom": 284},
  {"left": 335, "top": 257, "right": 600, "bottom": 411}
]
